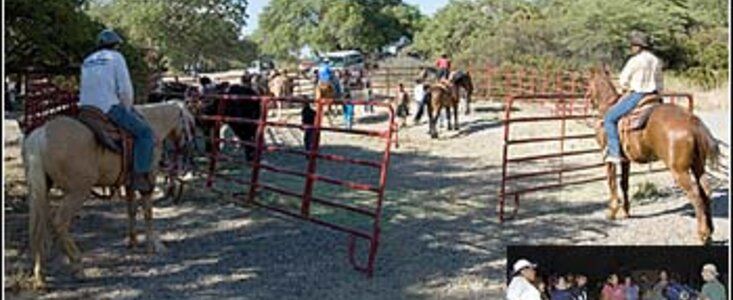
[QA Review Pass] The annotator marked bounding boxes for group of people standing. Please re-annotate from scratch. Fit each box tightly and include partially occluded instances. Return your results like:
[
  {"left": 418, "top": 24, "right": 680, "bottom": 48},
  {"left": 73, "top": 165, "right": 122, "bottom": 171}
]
[{"left": 507, "top": 259, "right": 727, "bottom": 300}]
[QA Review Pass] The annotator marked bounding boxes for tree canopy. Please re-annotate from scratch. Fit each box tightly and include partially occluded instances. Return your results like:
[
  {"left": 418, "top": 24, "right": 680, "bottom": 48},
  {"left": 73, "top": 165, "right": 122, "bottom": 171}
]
[
  {"left": 254, "top": 0, "right": 425, "bottom": 61},
  {"left": 412, "top": 0, "right": 728, "bottom": 88},
  {"left": 5, "top": 0, "right": 150, "bottom": 99},
  {"left": 87, "top": 0, "right": 257, "bottom": 72}
]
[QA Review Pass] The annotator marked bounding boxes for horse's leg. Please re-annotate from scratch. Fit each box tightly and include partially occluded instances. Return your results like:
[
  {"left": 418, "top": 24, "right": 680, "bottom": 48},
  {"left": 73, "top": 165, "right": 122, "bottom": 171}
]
[
  {"left": 427, "top": 102, "right": 437, "bottom": 138},
  {"left": 605, "top": 163, "right": 621, "bottom": 219},
  {"left": 465, "top": 87, "right": 472, "bottom": 115},
  {"left": 692, "top": 163, "right": 714, "bottom": 242},
  {"left": 453, "top": 101, "right": 459, "bottom": 131},
  {"left": 141, "top": 191, "right": 165, "bottom": 254},
  {"left": 126, "top": 187, "right": 138, "bottom": 249},
  {"left": 52, "top": 188, "right": 88, "bottom": 268},
  {"left": 671, "top": 168, "right": 712, "bottom": 244},
  {"left": 445, "top": 105, "right": 453, "bottom": 131},
  {"left": 619, "top": 161, "right": 631, "bottom": 219}
]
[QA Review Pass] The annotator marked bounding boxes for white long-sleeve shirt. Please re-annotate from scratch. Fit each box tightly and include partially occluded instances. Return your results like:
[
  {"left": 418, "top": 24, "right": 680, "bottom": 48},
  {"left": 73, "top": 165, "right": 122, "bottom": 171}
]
[
  {"left": 618, "top": 50, "right": 663, "bottom": 94},
  {"left": 413, "top": 83, "right": 425, "bottom": 103},
  {"left": 506, "top": 276, "right": 542, "bottom": 300},
  {"left": 79, "top": 49, "right": 134, "bottom": 113}
]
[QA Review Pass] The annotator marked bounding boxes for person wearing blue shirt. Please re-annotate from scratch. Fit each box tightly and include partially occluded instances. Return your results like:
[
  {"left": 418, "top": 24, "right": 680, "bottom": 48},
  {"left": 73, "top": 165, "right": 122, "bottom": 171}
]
[
  {"left": 318, "top": 59, "right": 342, "bottom": 98},
  {"left": 79, "top": 29, "right": 155, "bottom": 193}
]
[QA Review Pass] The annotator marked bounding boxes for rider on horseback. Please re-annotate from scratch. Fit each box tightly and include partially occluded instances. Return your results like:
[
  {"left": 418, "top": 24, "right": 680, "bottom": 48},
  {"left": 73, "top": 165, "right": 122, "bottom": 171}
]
[
  {"left": 79, "top": 29, "right": 155, "bottom": 193},
  {"left": 435, "top": 54, "right": 451, "bottom": 80},
  {"left": 604, "top": 31, "right": 663, "bottom": 164},
  {"left": 318, "top": 58, "right": 342, "bottom": 98}
]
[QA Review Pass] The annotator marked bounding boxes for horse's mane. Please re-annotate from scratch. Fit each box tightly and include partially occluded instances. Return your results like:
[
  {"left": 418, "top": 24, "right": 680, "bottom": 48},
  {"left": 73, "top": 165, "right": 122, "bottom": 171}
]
[{"left": 590, "top": 67, "right": 620, "bottom": 112}]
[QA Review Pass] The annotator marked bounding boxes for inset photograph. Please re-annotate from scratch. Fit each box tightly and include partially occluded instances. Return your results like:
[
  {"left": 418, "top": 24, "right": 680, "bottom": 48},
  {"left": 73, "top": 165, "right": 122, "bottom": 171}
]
[{"left": 506, "top": 246, "right": 728, "bottom": 300}]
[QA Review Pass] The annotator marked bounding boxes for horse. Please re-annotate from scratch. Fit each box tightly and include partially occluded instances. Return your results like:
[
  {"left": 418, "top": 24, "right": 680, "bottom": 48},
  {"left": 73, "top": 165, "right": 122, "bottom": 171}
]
[
  {"left": 426, "top": 83, "right": 460, "bottom": 138},
  {"left": 315, "top": 80, "right": 339, "bottom": 125},
  {"left": 586, "top": 66, "right": 720, "bottom": 244},
  {"left": 267, "top": 71, "right": 294, "bottom": 119},
  {"left": 198, "top": 84, "right": 262, "bottom": 161},
  {"left": 23, "top": 100, "right": 196, "bottom": 289},
  {"left": 147, "top": 81, "right": 195, "bottom": 103},
  {"left": 419, "top": 66, "right": 474, "bottom": 115}
]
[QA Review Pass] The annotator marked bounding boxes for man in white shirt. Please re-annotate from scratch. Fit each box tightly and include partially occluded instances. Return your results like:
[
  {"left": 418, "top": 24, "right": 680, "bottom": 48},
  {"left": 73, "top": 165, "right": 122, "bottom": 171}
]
[
  {"left": 506, "top": 259, "right": 542, "bottom": 300},
  {"left": 79, "top": 29, "right": 155, "bottom": 193},
  {"left": 412, "top": 79, "right": 428, "bottom": 124},
  {"left": 603, "top": 30, "right": 664, "bottom": 163}
]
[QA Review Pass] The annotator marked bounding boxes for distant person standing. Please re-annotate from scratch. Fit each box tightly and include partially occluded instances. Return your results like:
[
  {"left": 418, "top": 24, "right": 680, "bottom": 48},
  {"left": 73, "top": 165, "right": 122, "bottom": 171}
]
[
  {"left": 550, "top": 276, "right": 576, "bottom": 300},
  {"left": 364, "top": 80, "right": 374, "bottom": 114},
  {"left": 506, "top": 259, "right": 542, "bottom": 300},
  {"left": 601, "top": 273, "right": 626, "bottom": 300},
  {"left": 301, "top": 102, "right": 316, "bottom": 151},
  {"left": 394, "top": 83, "right": 410, "bottom": 128},
  {"left": 412, "top": 79, "right": 428, "bottom": 124},
  {"left": 435, "top": 54, "right": 451, "bottom": 79},
  {"left": 651, "top": 270, "right": 670, "bottom": 300},
  {"left": 572, "top": 274, "right": 589, "bottom": 300},
  {"left": 700, "top": 264, "right": 726, "bottom": 300},
  {"left": 624, "top": 276, "right": 639, "bottom": 300}
]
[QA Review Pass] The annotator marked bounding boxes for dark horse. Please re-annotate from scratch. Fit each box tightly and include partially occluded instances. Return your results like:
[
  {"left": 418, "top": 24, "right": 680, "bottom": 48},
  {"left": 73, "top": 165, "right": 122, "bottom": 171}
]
[
  {"left": 198, "top": 84, "right": 261, "bottom": 162},
  {"left": 148, "top": 81, "right": 195, "bottom": 103},
  {"left": 419, "top": 66, "right": 474, "bottom": 115},
  {"left": 586, "top": 67, "right": 720, "bottom": 244},
  {"left": 426, "top": 84, "right": 459, "bottom": 139}
]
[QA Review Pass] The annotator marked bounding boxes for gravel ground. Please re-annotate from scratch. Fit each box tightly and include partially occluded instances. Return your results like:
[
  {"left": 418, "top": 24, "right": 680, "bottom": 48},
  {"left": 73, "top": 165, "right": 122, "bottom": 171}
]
[{"left": 4, "top": 99, "right": 729, "bottom": 300}]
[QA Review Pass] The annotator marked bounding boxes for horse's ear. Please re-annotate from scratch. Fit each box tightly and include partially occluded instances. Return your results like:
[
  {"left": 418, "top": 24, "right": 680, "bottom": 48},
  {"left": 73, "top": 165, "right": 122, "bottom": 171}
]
[{"left": 601, "top": 63, "right": 612, "bottom": 76}]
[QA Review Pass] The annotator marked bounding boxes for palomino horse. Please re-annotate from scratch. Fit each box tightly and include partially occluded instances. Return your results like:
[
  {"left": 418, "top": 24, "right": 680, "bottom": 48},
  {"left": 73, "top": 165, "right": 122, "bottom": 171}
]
[
  {"left": 586, "top": 67, "right": 720, "bottom": 244},
  {"left": 419, "top": 67, "right": 474, "bottom": 115},
  {"left": 268, "top": 71, "right": 294, "bottom": 119},
  {"left": 426, "top": 84, "right": 460, "bottom": 138},
  {"left": 23, "top": 100, "right": 196, "bottom": 288}
]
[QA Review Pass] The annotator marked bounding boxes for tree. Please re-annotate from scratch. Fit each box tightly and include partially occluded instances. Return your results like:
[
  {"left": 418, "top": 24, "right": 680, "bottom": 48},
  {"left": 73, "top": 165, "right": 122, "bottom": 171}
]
[
  {"left": 413, "top": 0, "right": 728, "bottom": 87},
  {"left": 88, "top": 0, "right": 256, "bottom": 72},
  {"left": 5, "top": 0, "right": 149, "bottom": 99},
  {"left": 254, "top": 0, "right": 424, "bottom": 60}
]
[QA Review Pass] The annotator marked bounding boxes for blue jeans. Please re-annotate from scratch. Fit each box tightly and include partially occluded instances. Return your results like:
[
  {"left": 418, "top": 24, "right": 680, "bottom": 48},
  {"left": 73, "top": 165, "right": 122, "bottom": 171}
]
[
  {"left": 107, "top": 105, "right": 155, "bottom": 173},
  {"left": 604, "top": 92, "right": 647, "bottom": 157}
]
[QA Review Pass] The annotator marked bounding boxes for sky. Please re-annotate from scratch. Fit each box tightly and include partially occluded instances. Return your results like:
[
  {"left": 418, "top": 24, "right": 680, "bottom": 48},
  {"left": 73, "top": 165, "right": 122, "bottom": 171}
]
[{"left": 242, "top": 0, "right": 449, "bottom": 35}]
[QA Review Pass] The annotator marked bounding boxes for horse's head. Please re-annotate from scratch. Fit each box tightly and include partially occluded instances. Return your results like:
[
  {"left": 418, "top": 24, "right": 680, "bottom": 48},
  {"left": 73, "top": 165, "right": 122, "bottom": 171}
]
[{"left": 585, "top": 64, "right": 620, "bottom": 115}]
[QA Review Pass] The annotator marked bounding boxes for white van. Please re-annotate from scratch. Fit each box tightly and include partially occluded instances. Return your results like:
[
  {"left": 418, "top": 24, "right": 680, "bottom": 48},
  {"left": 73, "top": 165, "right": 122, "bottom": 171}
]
[{"left": 322, "top": 50, "right": 365, "bottom": 74}]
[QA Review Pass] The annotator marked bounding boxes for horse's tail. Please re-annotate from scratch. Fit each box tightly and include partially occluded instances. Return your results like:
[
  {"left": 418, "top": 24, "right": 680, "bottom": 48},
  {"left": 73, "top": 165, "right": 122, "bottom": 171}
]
[
  {"left": 23, "top": 127, "right": 50, "bottom": 267},
  {"left": 694, "top": 118, "right": 720, "bottom": 171}
]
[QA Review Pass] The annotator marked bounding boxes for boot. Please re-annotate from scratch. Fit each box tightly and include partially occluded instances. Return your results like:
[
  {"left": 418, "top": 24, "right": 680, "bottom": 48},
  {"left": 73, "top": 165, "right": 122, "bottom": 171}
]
[{"left": 131, "top": 172, "right": 154, "bottom": 194}]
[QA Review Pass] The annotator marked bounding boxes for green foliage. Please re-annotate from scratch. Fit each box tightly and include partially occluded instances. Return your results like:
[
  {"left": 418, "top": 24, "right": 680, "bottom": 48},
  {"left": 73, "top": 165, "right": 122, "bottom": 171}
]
[
  {"left": 5, "top": 0, "right": 149, "bottom": 100},
  {"left": 414, "top": 0, "right": 729, "bottom": 89},
  {"left": 255, "top": 0, "right": 425, "bottom": 60},
  {"left": 88, "top": 0, "right": 257, "bottom": 72},
  {"left": 6, "top": 0, "right": 103, "bottom": 73}
]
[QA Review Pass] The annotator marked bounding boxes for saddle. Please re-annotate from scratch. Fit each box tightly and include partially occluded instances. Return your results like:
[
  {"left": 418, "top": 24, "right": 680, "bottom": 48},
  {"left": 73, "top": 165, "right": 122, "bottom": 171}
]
[
  {"left": 77, "top": 106, "right": 134, "bottom": 186},
  {"left": 619, "top": 94, "right": 662, "bottom": 132}
]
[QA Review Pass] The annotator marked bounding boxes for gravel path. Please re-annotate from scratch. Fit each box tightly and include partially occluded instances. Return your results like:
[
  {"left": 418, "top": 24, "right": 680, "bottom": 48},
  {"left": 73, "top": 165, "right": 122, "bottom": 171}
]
[{"left": 4, "top": 100, "right": 729, "bottom": 299}]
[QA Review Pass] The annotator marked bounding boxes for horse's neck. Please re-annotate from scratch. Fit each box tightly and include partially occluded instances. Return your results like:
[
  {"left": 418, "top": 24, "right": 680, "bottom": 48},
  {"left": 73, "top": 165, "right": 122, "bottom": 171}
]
[{"left": 137, "top": 104, "right": 180, "bottom": 140}]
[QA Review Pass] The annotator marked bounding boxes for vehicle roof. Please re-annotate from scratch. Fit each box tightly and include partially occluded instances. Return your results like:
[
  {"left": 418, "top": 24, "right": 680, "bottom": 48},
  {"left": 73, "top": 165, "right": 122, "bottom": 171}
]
[{"left": 323, "top": 50, "right": 363, "bottom": 57}]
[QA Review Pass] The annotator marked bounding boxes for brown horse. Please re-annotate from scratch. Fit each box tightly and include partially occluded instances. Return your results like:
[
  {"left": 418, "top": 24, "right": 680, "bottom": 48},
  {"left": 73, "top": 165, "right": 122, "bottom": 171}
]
[
  {"left": 427, "top": 83, "right": 460, "bottom": 138},
  {"left": 23, "top": 100, "right": 196, "bottom": 288},
  {"left": 419, "top": 67, "right": 474, "bottom": 115},
  {"left": 586, "top": 67, "right": 720, "bottom": 244},
  {"left": 315, "top": 82, "right": 339, "bottom": 125}
]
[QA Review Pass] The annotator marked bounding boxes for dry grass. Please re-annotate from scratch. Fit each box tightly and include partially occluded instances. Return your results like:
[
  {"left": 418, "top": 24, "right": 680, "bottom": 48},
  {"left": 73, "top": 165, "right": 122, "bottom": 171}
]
[{"left": 665, "top": 75, "right": 730, "bottom": 111}]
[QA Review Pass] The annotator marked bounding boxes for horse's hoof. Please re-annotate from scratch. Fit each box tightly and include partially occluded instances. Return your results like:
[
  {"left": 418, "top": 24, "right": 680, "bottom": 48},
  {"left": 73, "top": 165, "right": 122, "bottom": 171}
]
[{"left": 606, "top": 211, "right": 617, "bottom": 220}]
